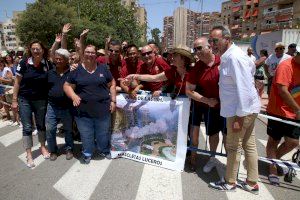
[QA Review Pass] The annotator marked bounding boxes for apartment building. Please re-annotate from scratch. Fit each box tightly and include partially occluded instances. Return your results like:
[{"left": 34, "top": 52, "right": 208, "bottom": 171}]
[
  {"left": 120, "top": 0, "right": 147, "bottom": 42},
  {"left": 222, "top": 0, "right": 300, "bottom": 40},
  {"left": 0, "top": 11, "right": 22, "bottom": 51},
  {"left": 162, "top": 7, "right": 221, "bottom": 50}
]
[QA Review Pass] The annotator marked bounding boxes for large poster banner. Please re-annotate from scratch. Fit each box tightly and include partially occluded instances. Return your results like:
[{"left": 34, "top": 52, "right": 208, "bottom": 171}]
[{"left": 111, "top": 93, "right": 190, "bottom": 171}]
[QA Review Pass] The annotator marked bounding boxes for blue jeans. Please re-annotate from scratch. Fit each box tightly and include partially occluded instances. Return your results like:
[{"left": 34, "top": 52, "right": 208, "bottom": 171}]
[
  {"left": 75, "top": 115, "right": 111, "bottom": 157},
  {"left": 18, "top": 97, "right": 47, "bottom": 149},
  {"left": 46, "top": 104, "right": 74, "bottom": 153}
]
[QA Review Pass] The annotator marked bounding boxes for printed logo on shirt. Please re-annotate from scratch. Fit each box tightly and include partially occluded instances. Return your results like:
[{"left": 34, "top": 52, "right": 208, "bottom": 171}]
[
  {"left": 16, "top": 64, "right": 21, "bottom": 71},
  {"left": 99, "top": 73, "right": 104, "bottom": 77}
]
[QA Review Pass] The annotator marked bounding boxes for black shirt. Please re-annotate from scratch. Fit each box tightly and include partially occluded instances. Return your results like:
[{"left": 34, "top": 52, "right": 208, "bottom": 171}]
[
  {"left": 48, "top": 66, "right": 72, "bottom": 109},
  {"left": 16, "top": 57, "right": 52, "bottom": 100},
  {"left": 66, "top": 64, "right": 113, "bottom": 118}
]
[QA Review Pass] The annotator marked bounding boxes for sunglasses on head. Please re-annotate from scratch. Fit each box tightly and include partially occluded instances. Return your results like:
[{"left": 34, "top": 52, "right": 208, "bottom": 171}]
[
  {"left": 141, "top": 51, "right": 153, "bottom": 57},
  {"left": 275, "top": 47, "right": 285, "bottom": 51}
]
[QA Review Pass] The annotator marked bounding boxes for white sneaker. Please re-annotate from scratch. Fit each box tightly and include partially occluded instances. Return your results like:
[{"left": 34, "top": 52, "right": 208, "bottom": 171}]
[
  {"left": 9, "top": 121, "right": 18, "bottom": 126},
  {"left": 32, "top": 129, "right": 38, "bottom": 135},
  {"left": 203, "top": 157, "right": 218, "bottom": 173}
]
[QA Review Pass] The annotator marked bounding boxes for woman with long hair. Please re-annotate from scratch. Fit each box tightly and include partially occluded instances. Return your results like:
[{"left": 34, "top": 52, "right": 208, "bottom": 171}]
[{"left": 12, "top": 40, "right": 51, "bottom": 168}]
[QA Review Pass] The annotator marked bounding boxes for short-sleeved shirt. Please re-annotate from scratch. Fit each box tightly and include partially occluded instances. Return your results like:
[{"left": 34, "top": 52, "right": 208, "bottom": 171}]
[
  {"left": 120, "top": 59, "right": 144, "bottom": 78},
  {"left": 265, "top": 53, "right": 291, "bottom": 77},
  {"left": 267, "top": 57, "right": 300, "bottom": 120},
  {"left": 97, "top": 56, "right": 122, "bottom": 86},
  {"left": 164, "top": 65, "right": 187, "bottom": 95},
  {"left": 137, "top": 57, "right": 171, "bottom": 92},
  {"left": 48, "top": 67, "right": 72, "bottom": 109},
  {"left": 186, "top": 56, "right": 221, "bottom": 107},
  {"left": 0, "top": 66, "right": 12, "bottom": 78},
  {"left": 16, "top": 57, "right": 52, "bottom": 100},
  {"left": 66, "top": 64, "right": 113, "bottom": 118}
]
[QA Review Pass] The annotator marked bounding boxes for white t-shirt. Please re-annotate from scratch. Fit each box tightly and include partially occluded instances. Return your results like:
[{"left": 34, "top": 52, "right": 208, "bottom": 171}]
[
  {"left": 0, "top": 67, "right": 12, "bottom": 78},
  {"left": 249, "top": 54, "right": 256, "bottom": 63},
  {"left": 265, "top": 53, "right": 291, "bottom": 77}
]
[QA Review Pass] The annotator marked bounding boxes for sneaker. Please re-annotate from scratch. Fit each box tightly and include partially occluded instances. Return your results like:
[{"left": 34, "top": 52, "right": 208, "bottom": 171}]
[
  {"left": 32, "top": 129, "right": 38, "bottom": 135},
  {"left": 9, "top": 121, "right": 18, "bottom": 126},
  {"left": 18, "top": 123, "right": 23, "bottom": 128},
  {"left": 209, "top": 181, "right": 237, "bottom": 192},
  {"left": 50, "top": 153, "right": 58, "bottom": 161},
  {"left": 238, "top": 181, "right": 259, "bottom": 195},
  {"left": 203, "top": 157, "right": 218, "bottom": 173},
  {"left": 82, "top": 156, "right": 91, "bottom": 164},
  {"left": 66, "top": 150, "right": 73, "bottom": 160},
  {"left": 99, "top": 153, "right": 112, "bottom": 160}
]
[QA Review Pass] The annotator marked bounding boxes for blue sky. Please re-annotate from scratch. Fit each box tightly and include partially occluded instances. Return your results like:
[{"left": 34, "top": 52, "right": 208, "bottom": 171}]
[{"left": 0, "top": 0, "right": 225, "bottom": 35}]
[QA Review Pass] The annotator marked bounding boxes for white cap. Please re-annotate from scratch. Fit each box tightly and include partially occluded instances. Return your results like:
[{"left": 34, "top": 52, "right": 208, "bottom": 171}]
[
  {"left": 1, "top": 51, "right": 8, "bottom": 57},
  {"left": 17, "top": 47, "right": 25, "bottom": 52}
]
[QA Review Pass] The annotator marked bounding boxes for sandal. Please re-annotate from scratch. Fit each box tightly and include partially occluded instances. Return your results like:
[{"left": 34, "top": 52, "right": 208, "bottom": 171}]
[
  {"left": 26, "top": 157, "right": 35, "bottom": 168},
  {"left": 40, "top": 147, "right": 50, "bottom": 159},
  {"left": 268, "top": 174, "right": 280, "bottom": 186}
]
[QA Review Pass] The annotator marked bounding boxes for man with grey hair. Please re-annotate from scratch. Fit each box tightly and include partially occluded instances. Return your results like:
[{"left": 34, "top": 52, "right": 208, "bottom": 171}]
[
  {"left": 264, "top": 42, "right": 291, "bottom": 95},
  {"left": 208, "top": 26, "right": 261, "bottom": 194},
  {"left": 46, "top": 48, "right": 74, "bottom": 161}
]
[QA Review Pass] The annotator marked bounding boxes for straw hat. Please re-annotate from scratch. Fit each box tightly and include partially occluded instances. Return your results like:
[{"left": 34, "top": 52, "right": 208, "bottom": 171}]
[
  {"left": 97, "top": 49, "right": 106, "bottom": 55},
  {"left": 170, "top": 44, "right": 195, "bottom": 62}
]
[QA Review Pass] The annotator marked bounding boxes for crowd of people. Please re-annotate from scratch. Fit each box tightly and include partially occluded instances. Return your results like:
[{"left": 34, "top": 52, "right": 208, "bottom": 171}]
[{"left": 0, "top": 23, "right": 299, "bottom": 195}]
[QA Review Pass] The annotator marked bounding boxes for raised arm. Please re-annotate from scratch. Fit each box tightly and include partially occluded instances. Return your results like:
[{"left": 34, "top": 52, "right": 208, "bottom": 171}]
[
  {"left": 50, "top": 33, "right": 62, "bottom": 61},
  {"left": 79, "top": 29, "right": 89, "bottom": 59},
  {"left": 61, "top": 23, "right": 71, "bottom": 49}
]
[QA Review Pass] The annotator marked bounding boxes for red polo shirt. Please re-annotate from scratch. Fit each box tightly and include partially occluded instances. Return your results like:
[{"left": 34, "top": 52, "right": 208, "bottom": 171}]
[
  {"left": 97, "top": 56, "right": 122, "bottom": 86},
  {"left": 137, "top": 57, "right": 171, "bottom": 92},
  {"left": 164, "top": 65, "right": 187, "bottom": 95},
  {"left": 120, "top": 59, "right": 144, "bottom": 78},
  {"left": 186, "top": 56, "right": 221, "bottom": 107}
]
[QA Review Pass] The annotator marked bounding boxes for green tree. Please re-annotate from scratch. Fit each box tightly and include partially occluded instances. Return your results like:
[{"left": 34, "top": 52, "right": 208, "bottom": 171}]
[
  {"left": 15, "top": 0, "right": 145, "bottom": 48},
  {"left": 150, "top": 28, "right": 162, "bottom": 49}
]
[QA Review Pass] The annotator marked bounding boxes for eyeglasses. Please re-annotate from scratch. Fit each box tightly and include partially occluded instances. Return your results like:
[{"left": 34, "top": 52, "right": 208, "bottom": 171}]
[
  {"left": 84, "top": 51, "right": 96, "bottom": 55},
  {"left": 208, "top": 38, "right": 219, "bottom": 44},
  {"left": 193, "top": 46, "right": 203, "bottom": 52},
  {"left": 275, "top": 47, "right": 285, "bottom": 51},
  {"left": 31, "top": 48, "right": 42, "bottom": 52},
  {"left": 109, "top": 49, "right": 120, "bottom": 53},
  {"left": 141, "top": 51, "right": 153, "bottom": 57}
]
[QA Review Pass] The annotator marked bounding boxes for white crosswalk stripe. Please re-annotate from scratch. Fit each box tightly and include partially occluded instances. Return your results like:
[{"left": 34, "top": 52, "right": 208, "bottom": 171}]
[
  {"left": 53, "top": 159, "right": 112, "bottom": 200},
  {"left": 0, "top": 120, "right": 10, "bottom": 129},
  {"left": 0, "top": 128, "right": 22, "bottom": 147},
  {"left": 18, "top": 137, "right": 65, "bottom": 169},
  {"left": 135, "top": 165, "right": 183, "bottom": 200},
  {"left": 199, "top": 125, "right": 275, "bottom": 199}
]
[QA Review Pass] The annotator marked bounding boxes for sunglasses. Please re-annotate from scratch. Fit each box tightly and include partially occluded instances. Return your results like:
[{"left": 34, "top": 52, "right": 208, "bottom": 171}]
[
  {"left": 109, "top": 49, "right": 120, "bottom": 53},
  {"left": 193, "top": 46, "right": 203, "bottom": 52},
  {"left": 141, "top": 51, "right": 153, "bottom": 57},
  {"left": 275, "top": 47, "right": 285, "bottom": 51},
  {"left": 208, "top": 38, "right": 219, "bottom": 44}
]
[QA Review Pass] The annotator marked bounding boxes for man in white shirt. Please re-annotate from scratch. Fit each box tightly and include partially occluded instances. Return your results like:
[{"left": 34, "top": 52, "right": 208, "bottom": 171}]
[
  {"left": 264, "top": 42, "right": 291, "bottom": 95},
  {"left": 208, "top": 26, "right": 261, "bottom": 195},
  {"left": 247, "top": 47, "right": 256, "bottom": 63}
]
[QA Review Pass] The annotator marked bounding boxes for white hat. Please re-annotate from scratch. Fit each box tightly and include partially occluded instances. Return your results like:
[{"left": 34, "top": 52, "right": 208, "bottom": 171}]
[
  {"left": 17, "top": 47, "right": 25, "bottom": 52},
  {"left": 1, "top": 51, "right": 8, "bottom": 57}
]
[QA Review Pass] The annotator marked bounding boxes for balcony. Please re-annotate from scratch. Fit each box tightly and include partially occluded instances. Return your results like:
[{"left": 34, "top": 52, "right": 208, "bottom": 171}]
[
  {"left": 277, "top": 7, "right": 293, "bottom": 16},
  {"left": 278, "top": 21, "right": 293, "bottom": 29},
  {"left": 260, "top": 0, "right": 279, "bottom": 6},
  {"left": 260, "top": 23, "right": 278, "bottom": 31},
  {"left": 263, "top": 10, "right": 277, "bottom": 18}
]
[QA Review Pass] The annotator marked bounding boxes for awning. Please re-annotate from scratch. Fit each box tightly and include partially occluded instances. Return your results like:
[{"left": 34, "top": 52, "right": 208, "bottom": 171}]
[
  {"left": 246, "top": 0, "right": 252, "bottom": 6},
  {"left": 244, "top": 10, "right": 251, "bottom": 19},
  {"left": 252, "top": 8, "right": 258, "bottom": 17},
  {"left": 232, "top": 0, "right": 241, "bottom": 3},
  {"left": 232, "top": 6, "right": 241, "bottom": 13},
  {"left": 276, "top": 15, "right": 290, "bottom": 22},
  {"left": 231, "top": 25, "right": 239, "bottom": 29}
]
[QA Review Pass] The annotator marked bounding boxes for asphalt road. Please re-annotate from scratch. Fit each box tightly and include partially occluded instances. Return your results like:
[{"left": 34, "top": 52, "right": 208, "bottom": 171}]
[{"left": 0, "top": 117, "right": 299, "bottom": 200}]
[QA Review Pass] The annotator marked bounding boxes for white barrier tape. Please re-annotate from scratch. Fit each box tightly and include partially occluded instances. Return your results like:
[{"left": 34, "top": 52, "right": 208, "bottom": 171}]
[
  {"left": 0, "top": 84, "right": 13, "bottom": 89},
  {"left": 258, "top": 113, "right": 300, "bottom": 127},
  {"left": 259, "top": 156, "right": 300, "bottom": 171}
]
